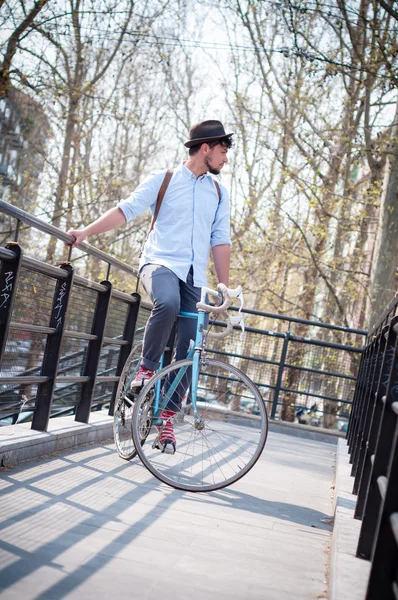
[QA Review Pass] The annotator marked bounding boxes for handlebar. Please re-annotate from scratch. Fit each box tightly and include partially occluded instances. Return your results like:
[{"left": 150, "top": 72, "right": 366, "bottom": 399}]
[
  {"left": 196, "top": 284, "right": 245, "bottom": 340},
  {"left": 196, "top": 283, "right": 243, "bottom": 313}
]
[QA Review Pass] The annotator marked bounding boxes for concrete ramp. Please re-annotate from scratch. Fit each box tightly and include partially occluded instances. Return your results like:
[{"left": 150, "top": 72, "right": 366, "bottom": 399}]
[{"left": 0, "top": 431, "right": 334, "bottom": 599}]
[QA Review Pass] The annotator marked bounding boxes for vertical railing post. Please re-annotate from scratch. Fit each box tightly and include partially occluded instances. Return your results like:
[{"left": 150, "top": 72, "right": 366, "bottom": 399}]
[
  {"left": 108, "top": 292, "right": 141, "bottom": 416},
  {"left": 356, "top": 317, "right": 398, "bottom": 559},
  {"left": 349, "top": 341, "right": 375, "bottom": 460},
  {"left": 0, "top": 242, "right": 23, "bottom": 365},
  {"left": 75, "top": 280, "right": 112, "bottom": 423},
  {"left": 365, "top": 409, "right": 398, "bottom": 599},
  {"left": 271, "top": 329, "right": 290, "bottom": 420},
  {"left": 352, "top": 332, "right": 384, "bottom": 483},
  {"left": 349, "top": 343, "right": 373, "bottom": 449},
  {"left": 347, "top": 344, "right": 367, "bottom": 443},
  {"left": 32, "top": 263, "right": 74, "bottom": 431},
  {"left": 354, "top": 326, "right": 388, "bottom": 501}
]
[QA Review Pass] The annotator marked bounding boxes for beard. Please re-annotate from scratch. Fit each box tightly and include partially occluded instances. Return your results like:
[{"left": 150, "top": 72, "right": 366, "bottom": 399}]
[{"left": 204, "top": 157, "right": 220, "bottom": 175}]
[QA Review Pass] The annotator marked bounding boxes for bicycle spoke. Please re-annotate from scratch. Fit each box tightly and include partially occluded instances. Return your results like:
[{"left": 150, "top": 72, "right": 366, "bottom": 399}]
[
  {"left": 113, "top": 342, "right": 142, "bottom": 461},
  {"left": 204, "top": 427, "right": 254, "bottom": 469},
  {"left": 177, "top": 426, "right": 196, "bottom": 483},
  {"left": 203, "top": 425, "right": 257, "bottom": 459},
  {"left": 199, "top": 426, "right": 227, "bottom": 484},
  {"left": 132, "top": 358, "right": 268, "bottom": 492}
]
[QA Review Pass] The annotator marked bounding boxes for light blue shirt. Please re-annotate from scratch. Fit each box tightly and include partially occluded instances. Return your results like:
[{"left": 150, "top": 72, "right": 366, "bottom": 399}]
[{"left": 117, "top": 163, "right": 232, "bottom": 287}]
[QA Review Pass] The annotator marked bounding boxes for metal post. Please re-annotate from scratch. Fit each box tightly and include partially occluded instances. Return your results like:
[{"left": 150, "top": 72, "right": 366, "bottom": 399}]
[
  {"left": 0, "top": 242, "right": 23, "bottom": 366},
  {"left": 32, "top": 263, "right": 74, "bottom": 431},
  {"left": 357, "top": 318, "right": 398, "bottom": 559},
  {"left": 352, "top": 332, "right": 384, "bottom": 483},
  {"left": 349, "top": 341, "right": 375, "bottom": 460},
  {"left": 14, "top": 220, "right": 21, "bottom": 242},
  {"left": 347, "top": 346, "right": 367, "bottom": 443},
  {"left": 365, "top": 417, "right": 398, "bottom": 599},
  {"left": 354, "top": 326, "right": 388, "bottom": 506},
  {"left": 108, "top": 292, "right": 141, "bottom": 416},
  {"left": 271, "top": 329, "right": 290, "bottom": 420},
  {"left": 75, "top": 280, "right": 112, "bottom": 423}
]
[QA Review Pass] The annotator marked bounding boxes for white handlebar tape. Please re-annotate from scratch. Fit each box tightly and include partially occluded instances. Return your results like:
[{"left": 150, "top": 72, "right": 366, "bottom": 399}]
[
  {"left": 206, "top": 317, "right": 233, "bottom": 339},
  {"left": 197, "top": 283, "right": 245, "bottom": 339}
]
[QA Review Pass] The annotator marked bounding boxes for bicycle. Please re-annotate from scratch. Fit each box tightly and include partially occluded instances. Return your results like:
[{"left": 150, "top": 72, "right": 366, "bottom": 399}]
[{"left": 114, "top": 283, "right": 268, "bottom": 492}]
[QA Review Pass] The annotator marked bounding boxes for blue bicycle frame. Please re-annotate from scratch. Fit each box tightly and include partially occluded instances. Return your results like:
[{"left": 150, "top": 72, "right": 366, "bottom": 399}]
[{"left": 152, "top": 309, "right": 206, "bottom": 423}]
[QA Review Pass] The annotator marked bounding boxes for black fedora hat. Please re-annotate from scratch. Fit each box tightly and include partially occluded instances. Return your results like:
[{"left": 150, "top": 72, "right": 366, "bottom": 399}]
[{"left": 184, "top": 120, "right": 234, "bottom": 148}]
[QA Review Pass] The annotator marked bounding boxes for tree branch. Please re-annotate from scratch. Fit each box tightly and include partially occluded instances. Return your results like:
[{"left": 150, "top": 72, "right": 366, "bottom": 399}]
[
  {"left": 0, "top": 0, "right": 49, "bottom": 96},
  {"left": 378, "top": 0, "right": 398, "bottom": 21}
]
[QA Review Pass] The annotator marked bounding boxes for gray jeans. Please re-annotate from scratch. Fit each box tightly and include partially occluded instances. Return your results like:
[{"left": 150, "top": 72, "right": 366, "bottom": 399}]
[{"left": 140, "top": 264, "right": 202, "bottom": 371}]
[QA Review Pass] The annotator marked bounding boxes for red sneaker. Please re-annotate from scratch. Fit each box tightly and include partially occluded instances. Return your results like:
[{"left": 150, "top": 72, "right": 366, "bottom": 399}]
[
  {"left": 155, "top": 409, "right": 176, "bottom": 454},
  {"left": 130, "top": 366, "right": 155, "bottom": 390}
]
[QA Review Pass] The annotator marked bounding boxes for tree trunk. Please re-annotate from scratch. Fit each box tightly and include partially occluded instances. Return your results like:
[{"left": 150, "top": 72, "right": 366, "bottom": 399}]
[
  {"left": 368, "top": 95, "right": 398, "bottom": 327},
  {"left": 45, "top": 97, "right": 78, "bottom": 264}
]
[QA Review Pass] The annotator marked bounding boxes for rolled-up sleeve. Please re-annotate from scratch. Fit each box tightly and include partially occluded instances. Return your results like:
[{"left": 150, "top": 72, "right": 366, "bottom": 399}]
[
  {"left": 210, "top": 185, "right": 232, "bottom": 247},
  {"left": 117, "top": 171, "right": 164, "bottom": 222}
]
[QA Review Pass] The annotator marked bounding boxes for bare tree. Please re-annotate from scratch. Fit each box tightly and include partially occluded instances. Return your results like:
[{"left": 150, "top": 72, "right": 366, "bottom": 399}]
[{"left": 0, "top": 0, "right": 49, "bottom": 98}]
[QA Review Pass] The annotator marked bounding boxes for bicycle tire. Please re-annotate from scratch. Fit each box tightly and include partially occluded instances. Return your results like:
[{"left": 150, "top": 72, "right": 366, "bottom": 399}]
[
  {"left": 113, "top": 342, "right": 142, "bottom": 460},
  {"left": 131, "top": 358, "right": 268, "bottom": 492}
]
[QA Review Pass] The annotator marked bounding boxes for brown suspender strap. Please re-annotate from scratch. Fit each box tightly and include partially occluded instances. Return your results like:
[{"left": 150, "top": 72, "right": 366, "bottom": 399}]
[
  {"left": 152, "top": 171, "right": 220, "bottom": 228},
  {"left": 214, "top": 180, "right": 221, "bottom": 202},
  {"left": 136, "top": 168, "right": 173, "bottom": 292},
  {"left": 149, "top": 168, "right": 174, "bottom": 232},
  {"left": 149, "top": 169, "right": 220, "bottom": 236}
]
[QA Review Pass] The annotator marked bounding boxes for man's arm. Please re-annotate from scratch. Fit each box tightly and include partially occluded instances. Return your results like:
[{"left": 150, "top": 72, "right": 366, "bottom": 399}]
[
  {"left": 212, "top": 244, "right": 230, "bottom": 286},
  {"left": 67, "top": 171, "right": 166, "bottom": 247},
  {"left": 66, "top": 207, "right": 126, "bottom": 247}
]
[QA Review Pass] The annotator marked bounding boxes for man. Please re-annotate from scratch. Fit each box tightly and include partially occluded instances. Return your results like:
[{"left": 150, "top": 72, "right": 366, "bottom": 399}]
[{"left": 67, "top": 119, "right": 233, "bottom": 453}]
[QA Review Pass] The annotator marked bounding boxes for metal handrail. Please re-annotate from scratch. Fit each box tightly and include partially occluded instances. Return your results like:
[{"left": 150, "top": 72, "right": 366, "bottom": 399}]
[
  {"left": 212, "top": 318, "right": 364, "bottom": 352},
  {"left": 0, "top": 200, "right": 139, "bottom": 278},
  {"left": 226, "top": 305, "right": 367, "bottom": 336},
  {"left": 0, "top": 247, "right": 17, "bottom": 261}
]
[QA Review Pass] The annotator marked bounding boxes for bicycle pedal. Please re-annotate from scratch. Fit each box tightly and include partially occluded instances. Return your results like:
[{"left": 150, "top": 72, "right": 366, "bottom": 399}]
[
  {"left": 125, "top": 388, "right": 138, "bottom": 402},
  {"left": 154, "top": 439, "right": 176, "bottom": 455}
]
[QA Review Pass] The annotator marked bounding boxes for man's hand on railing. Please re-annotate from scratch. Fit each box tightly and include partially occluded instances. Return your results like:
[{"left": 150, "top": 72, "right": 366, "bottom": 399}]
[
  {"left": 65, "top": 208, "right": 127, "bottom": 249},
  {"left": 65, "top": 228, "right": 88, "bottom": 248}
]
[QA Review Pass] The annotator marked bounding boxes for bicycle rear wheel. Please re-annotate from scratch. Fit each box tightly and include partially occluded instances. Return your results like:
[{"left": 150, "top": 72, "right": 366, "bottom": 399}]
[
  {"left": 131, "top": 358, "right": 268, "bottom": 492},
  {"left": 113, "top": 342, "right": 142, "bottom": 460}
]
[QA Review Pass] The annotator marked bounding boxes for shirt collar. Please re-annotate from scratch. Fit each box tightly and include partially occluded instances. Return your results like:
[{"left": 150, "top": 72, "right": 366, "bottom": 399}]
[{"left": 179, "top": 161, "right": 210, "bottom": 182}]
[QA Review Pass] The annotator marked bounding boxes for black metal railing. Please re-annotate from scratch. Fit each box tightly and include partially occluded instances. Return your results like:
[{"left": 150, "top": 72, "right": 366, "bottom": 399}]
[
  {"left": 0, "top": 201, "right": 145, "bottom": 431},
  {"left": 346, "top": 290, "right": 398, "bottom": 599},
  {"left": 206, "top": 313, "right": 365, "bottom": 426},
  {"left": 0, "top": 200, "right": 366, "bottom": 433}
]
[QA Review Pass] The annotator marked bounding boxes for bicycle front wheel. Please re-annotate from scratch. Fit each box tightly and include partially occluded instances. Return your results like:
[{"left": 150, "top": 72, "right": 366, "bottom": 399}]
[
  {"left": 131, "top": 358, "right": 268, "bottom": 492},
  {"left": 113, "top": 342, "right": 142, "bottom": 460}
]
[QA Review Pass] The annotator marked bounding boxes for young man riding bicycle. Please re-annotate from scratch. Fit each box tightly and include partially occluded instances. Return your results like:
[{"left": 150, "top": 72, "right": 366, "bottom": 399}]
[{"left": 67, "top": 120, "right": 233, "bottom": 454}]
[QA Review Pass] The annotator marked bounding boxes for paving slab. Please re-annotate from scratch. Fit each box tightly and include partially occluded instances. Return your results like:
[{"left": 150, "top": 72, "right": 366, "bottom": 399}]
[
  {"left": 0, "top": 414, "right": 114, "bottom": 468},
  {"left": 329, "top": 439, "right": 371, "bottom": 600},
  {"left": 0, "top": 430, "right": 335, "bottom": 599},
  {"left": 0, "top": 414, "right": 340, "bottom": 470}
]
